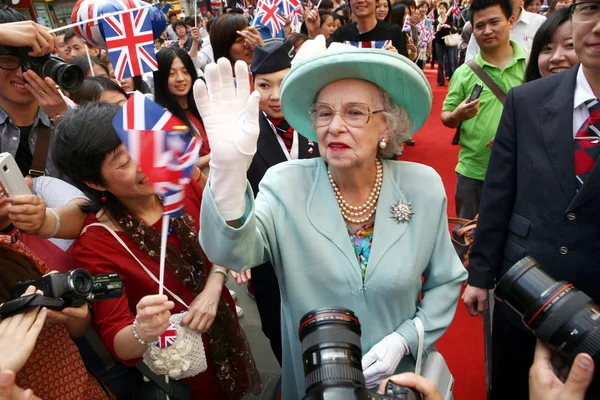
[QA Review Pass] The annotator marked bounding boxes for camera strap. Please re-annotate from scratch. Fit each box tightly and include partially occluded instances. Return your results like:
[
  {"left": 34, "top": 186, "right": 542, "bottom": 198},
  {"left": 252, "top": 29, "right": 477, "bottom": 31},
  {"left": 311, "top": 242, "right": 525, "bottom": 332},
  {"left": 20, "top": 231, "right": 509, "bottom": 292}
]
[
  {"left": 466, "top": 61, "right": 506, "bottom": 104},
  {"left": 29, "top": 125, "right": 49, "bottom": 177}
]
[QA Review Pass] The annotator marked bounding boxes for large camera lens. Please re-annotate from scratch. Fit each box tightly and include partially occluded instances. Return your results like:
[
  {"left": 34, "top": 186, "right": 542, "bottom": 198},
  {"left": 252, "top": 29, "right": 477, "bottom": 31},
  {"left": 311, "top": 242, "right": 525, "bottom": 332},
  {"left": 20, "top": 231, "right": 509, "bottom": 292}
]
[
  {"left": 68, "top": 269, "right": 93, "bottom": 297},
  {"left": 299, "top": 307, "right": 364, "bottom": 394},
  {"left": 496, "top": 256, "right": 600, "bottom": 385},
  {"left": 41, "top": 55, "right": 84, "bottom": 93}
]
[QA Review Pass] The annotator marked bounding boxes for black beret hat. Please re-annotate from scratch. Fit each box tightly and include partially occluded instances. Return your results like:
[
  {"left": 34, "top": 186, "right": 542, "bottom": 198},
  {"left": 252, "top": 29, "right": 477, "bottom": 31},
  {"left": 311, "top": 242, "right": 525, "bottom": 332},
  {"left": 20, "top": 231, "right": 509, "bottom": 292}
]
[{"left": 250, "top": 39, "right": 295, "bottom": 75}]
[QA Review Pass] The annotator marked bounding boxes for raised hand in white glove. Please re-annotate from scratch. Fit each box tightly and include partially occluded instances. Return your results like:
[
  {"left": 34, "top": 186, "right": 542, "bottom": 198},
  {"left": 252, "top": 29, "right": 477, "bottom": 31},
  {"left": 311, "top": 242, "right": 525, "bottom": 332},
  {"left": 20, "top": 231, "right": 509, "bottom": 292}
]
[
  {"left": 362, "top": 332, "right": 410, "bottom": 388},
  {"left": 193, "top": 58, "right": 260, "bottom": 220}
]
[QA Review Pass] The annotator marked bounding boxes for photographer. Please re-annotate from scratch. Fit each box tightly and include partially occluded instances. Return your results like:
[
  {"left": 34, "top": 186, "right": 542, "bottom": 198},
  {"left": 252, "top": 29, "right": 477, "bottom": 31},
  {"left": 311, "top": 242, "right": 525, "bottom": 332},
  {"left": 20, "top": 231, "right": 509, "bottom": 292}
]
[{"left": 0, "top": 6, "right": 69, "bottom": 231}]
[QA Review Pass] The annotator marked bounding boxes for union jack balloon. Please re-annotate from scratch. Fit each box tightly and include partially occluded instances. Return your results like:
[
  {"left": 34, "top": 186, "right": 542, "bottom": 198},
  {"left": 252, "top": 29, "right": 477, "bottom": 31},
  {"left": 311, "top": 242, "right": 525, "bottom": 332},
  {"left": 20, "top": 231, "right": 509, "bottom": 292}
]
[{"left": 71, "top": 0, "right": 140, "bottom": 49}]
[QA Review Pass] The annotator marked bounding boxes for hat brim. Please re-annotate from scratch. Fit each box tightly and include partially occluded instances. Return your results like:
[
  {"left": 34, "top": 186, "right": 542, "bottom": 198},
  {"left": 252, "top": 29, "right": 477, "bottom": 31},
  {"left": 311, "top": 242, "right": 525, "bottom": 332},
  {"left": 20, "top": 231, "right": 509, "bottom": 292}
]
[{"left": 280, "top": 48, "right": 433, "bottom": 142}]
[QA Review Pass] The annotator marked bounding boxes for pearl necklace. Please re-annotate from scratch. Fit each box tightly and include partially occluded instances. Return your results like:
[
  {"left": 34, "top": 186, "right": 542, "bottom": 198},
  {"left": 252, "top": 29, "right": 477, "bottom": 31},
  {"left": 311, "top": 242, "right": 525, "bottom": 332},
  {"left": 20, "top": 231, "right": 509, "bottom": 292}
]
[{"left": 328, "top": 159, "right": 383, "bottom": 224}]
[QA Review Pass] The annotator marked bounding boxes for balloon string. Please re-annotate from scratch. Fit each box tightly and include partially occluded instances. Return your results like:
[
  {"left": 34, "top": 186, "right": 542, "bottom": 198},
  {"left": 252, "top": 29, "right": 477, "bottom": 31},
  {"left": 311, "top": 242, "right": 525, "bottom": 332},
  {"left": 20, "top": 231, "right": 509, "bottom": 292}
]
[{"left": 48, "top": 4, "right": 154, "bottom": 34}]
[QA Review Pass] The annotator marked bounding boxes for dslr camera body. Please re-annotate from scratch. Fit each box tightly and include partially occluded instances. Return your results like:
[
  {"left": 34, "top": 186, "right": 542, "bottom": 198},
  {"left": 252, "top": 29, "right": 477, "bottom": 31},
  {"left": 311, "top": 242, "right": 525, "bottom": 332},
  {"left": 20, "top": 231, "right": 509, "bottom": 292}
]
[
  {"left": 299, "top": 308, "right": 421, "bottom": 400},
  {"left": 18, "top": 47, "right": 84, "bottom": 92},
  {"left": 14, "top": 268, "right": 122, "bottom": 308}
]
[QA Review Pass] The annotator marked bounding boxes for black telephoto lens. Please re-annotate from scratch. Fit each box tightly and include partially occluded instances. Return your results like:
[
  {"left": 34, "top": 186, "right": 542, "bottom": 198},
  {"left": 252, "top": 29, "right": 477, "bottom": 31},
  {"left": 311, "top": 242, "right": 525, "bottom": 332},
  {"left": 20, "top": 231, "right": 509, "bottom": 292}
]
[
  {"left": 42, "top": 55, "right": 84, "bottom": 93},
  {"left": 495, "top": 256, "right": 600, "bottom": 395},
  {"left": 299, "top": 307, "right": 365, "bottom": 395}
]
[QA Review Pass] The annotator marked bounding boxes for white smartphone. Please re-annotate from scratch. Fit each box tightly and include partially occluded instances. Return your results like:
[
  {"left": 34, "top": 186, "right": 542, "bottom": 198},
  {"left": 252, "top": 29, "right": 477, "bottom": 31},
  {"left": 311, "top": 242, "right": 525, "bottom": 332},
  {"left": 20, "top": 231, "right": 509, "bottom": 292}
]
[{"left": 0, "top": 152, "right": 31, "bottom": 196}]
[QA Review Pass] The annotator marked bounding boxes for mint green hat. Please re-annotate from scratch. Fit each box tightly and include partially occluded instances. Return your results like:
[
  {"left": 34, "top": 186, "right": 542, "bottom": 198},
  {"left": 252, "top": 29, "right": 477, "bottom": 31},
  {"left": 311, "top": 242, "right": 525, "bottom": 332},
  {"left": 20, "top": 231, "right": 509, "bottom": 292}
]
[{"left": 280, "top": 47, "right": 433, "bottom": 142}]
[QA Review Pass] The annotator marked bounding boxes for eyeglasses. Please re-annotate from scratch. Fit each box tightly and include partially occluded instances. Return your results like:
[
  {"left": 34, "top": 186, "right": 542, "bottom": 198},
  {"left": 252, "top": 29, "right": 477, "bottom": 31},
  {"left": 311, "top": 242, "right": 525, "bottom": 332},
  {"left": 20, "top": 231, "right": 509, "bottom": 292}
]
[
  {"left": 308, "top": 102, "right": 385, "bottom": 127},
  {"left": 570, "top": 1, "right": 600, "bottom": 23},
  {"left": 0, "top": 55, "right": 20, "bottom": 71}
]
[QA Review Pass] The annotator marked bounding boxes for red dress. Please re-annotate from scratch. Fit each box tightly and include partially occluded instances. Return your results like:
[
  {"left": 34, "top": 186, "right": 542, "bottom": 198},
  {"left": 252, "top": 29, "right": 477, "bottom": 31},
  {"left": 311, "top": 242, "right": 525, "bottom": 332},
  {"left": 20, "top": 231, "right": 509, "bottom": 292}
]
[
  {"left": 72, "top": 179, "right": 235, "bottom": 398},
  {"left": 186, "top": 110, "right": 211, "bottom": 157}
]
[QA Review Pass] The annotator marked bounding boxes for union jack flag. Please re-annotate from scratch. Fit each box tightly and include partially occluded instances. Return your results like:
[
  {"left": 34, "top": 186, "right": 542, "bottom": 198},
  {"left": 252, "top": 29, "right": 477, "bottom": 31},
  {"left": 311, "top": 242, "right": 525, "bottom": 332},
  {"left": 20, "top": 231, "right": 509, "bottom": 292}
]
[
  {"left": 235, "top": 2, "right": 250, "bottom": 18},
  {"left": 451, "top": 2, "right": 460, "bottom": 20},
  {"left": 255, "top": 0, "right": 287, "bottom": 36},
  {"left": 100, "top": 7, "right": 158, "bottom": 80},
  {"left": 113, "top": 92, "right": 202, "bottom": 217},
  {"left": 343, "top": 40, "right": 391, "bottom": 48},
  {"left": 402, "top": 15, "right": 412, "bottom": 33},
  {"left": 156, "top": 321, "right": 178, "bottom": 348},
  {"left": 278, "top": 0, "right": 300, "bottom": 18},
  {"left": 427, "top": 10, "right": 435, "bottom": 21},
  {"left": 417, "top": 21, "right": 427, "bottom": 36}
]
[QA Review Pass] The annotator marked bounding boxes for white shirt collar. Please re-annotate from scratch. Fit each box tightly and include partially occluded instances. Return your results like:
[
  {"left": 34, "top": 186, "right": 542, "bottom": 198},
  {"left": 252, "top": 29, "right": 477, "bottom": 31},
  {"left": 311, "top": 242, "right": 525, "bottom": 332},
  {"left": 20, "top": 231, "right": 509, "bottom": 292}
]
[
  {"left": 516, "top": 7, "right": 530, "bottom": 25},
  {"left": 574, "top": 64, "right": 596, "bottom": 110}
]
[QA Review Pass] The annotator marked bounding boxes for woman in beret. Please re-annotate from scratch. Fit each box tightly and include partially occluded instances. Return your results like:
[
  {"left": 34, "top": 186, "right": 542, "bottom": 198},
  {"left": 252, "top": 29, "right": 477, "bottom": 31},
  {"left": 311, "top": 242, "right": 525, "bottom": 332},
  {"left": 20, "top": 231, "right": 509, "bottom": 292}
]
[{"left": 196, "top": 36, "right": 467, "bottom": 399}]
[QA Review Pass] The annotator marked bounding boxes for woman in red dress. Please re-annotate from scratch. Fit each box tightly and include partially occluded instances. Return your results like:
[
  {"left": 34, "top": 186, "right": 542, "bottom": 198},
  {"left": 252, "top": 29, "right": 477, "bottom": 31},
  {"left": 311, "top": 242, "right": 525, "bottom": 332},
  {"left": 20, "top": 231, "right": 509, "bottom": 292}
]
[{"left": 51, "top": 102, "right": 262, "bottom": 399}]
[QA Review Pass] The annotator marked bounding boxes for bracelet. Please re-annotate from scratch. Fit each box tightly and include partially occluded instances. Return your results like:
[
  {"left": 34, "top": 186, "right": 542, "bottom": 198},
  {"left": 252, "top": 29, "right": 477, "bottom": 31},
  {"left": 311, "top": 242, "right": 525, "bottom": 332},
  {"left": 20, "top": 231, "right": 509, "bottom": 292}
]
[
  {"left": 46, "top": 207, "right": 61, "bottom": 238},
  {"left": 208, "top": 268, "right": 228, "bottom": 280},
  {"left": 132, "top": 319, "right": 158, "bottom": 346}
]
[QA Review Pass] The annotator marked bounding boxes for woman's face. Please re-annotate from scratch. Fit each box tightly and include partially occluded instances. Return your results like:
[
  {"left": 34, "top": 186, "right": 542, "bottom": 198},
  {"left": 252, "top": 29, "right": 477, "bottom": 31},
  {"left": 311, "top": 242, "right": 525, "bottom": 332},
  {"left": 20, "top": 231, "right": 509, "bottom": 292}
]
[
  {"left": 333, "top": 17, "right": 343, "bottom": 28},
  {"left": 229, "top": 28, "right": 254, "bottom": 66},
  {"left": 320, "top": 15, "right": 337, "bottom": 39},
  {"left": 538, "top": 21, "right": 578, "bottom": 77},
  {"left": 119, "top": 77, "right": 135, "bottom": 92},
  {"left": 98, "top": 90, "right": 128, "bottom": 106},
  {"left": 255, "top": 68, "right": 290, "bottom": 119},
  {"left": 419, "top": 4, "right": 428, "bottom": 17},
  {"left": 167, "top": 56, "right": 192, "bottom": 100},
  {"left": 315, "top": 79, "right": 387, "bottom": 170},
  {"left": 94, "top": 144, "right": 155, "bottom": 201},
  {"left": 438, "top": 4, "right": 447, "bottom": 14},
  {"left": 376, "top": 0, "right": 389, "bottom": 20},
  {"left": 555, "top": 0, "right": 569, "bottom": 9},
  {"left": 525, "top": 0, "right": 542, "bottom": 13}
]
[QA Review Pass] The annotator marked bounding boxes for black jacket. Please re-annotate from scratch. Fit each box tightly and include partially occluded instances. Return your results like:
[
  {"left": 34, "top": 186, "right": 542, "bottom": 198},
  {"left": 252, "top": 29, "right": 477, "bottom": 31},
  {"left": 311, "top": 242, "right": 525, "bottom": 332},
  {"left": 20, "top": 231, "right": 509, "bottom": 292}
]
[{"left": 468, "top": 65, "right": 600, "bottom": 324}]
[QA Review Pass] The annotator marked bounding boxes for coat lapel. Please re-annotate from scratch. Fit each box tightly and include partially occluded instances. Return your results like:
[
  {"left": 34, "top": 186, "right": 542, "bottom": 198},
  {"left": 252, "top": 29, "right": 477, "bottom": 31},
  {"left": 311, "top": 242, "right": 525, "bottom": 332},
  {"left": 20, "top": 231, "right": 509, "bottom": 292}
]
[
  {"left": 257, "top": 113, "right": 288, "bottom": 167},
  {"left": 364, "top": 160, "right": 410, "bottom": 279},
  {"left": 306, "top": 160, "right": 360, "bottom": 269},
  {"left": 539, "top": 67, "right": 579, "bottom": 203},
  {"left": 569, "top": 153, "right": 600, "bottom": 211}
]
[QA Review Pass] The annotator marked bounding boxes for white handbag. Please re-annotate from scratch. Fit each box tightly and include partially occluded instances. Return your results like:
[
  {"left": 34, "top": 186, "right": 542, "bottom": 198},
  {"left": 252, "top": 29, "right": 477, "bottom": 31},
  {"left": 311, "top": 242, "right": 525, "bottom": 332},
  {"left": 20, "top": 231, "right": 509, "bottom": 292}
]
[
  {"left": 82, "top": 223, "right": 208, "bottom": 380},
  {"left": 414, "top": 317, "right": 454, "bottom": 400},
  {"left": 443, "top": 33, "right": 461, "bottom": 47}
]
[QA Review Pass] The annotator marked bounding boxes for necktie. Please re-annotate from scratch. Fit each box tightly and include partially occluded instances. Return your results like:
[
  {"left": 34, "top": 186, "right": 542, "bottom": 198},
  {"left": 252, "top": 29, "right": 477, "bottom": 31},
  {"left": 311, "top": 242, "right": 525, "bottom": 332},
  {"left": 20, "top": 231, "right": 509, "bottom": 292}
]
[
  {"left": 574, "top": 98, "right": 600, "bottom": 189},
  {"left": 268, "top": 117, "right": 294, "bottom": 154}
]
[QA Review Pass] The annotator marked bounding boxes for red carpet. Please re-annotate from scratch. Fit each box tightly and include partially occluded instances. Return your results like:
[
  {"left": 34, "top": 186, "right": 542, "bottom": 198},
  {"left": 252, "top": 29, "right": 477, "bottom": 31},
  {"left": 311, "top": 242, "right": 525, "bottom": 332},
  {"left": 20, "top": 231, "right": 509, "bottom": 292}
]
[{"left": 401, "top": 67, "right": 486, "bottom": 400}]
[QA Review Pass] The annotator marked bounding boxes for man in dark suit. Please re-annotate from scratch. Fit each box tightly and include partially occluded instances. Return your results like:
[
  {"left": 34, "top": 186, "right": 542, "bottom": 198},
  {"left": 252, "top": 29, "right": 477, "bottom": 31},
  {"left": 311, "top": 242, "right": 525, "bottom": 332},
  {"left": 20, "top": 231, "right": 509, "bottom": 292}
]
[
  {"left": 239, "top": 39, "right": 319, "bottom": 365},
  {"left": 462, "top": 2, "right": 600, "bottom": 398}
]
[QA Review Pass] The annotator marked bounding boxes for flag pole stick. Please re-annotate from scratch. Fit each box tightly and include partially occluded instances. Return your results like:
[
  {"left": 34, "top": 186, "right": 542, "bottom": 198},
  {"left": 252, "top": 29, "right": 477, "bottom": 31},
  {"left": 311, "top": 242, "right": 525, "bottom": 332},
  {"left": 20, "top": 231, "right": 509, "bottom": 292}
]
[
  {"left": 158, "top": 215, "right": 170, "bottom": 296},
  {"left": 84, "top": 44, "right": 95, "bottom": 76},
  {"left": 195, "top": 0, "right": 198, "bottom": 29},
  {"left": 48, "top": 4, "right": 153, "bottom": 34}
]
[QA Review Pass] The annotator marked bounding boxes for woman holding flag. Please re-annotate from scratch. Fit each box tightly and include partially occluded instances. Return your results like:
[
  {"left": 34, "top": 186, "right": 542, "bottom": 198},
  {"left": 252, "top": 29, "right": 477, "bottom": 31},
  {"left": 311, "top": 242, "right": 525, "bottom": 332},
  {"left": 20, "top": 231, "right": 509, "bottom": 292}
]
[
  {"left": 433, "top": 0, "right": 458, "bottom": 85},
  {"left": 48, "top": 101, "right": 262, "bottom": 399}
]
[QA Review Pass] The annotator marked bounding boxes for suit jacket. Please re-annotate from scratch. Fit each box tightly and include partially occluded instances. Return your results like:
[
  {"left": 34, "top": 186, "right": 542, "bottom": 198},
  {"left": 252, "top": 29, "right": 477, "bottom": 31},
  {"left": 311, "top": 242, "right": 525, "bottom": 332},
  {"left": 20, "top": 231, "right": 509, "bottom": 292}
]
[
  {"left": 469, "top": 65, "right": 600, "bottom": 324},
  {"left": 247, "top": 113, "right": 319, "bottom": 196},
  {"left": 201, "top": 158, "right": 467, "bottom": 399}
]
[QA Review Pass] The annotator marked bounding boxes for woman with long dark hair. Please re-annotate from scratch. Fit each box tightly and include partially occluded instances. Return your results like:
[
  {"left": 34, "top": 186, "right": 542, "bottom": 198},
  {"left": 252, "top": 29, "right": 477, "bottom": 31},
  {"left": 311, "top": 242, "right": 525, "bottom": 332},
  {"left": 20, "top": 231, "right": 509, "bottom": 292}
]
[
  {"left": 210, "top": 13, "right": 263, "bottom": 70},
  {"left": 524, "top": 8, "right": 578, "bottom": 82},
  {"left": 433, "top": 1, "right": 457, "bottom": 86},
  {"left": 153, "top": 47, "right": 211, "bottom": 168}
]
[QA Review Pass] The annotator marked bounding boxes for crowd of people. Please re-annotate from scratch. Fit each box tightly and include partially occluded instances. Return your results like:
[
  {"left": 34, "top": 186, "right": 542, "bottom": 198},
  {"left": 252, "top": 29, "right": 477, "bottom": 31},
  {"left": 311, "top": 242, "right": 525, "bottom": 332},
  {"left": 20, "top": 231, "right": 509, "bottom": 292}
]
[{"left": 0, "top": 0, "right": 598, "bottom": 397}]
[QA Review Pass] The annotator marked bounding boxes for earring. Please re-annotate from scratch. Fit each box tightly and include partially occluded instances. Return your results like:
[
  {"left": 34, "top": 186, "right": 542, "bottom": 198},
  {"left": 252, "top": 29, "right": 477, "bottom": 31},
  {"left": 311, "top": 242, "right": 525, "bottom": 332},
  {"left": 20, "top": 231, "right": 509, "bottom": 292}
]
[
  {"left": 100, "top": 191, "right": 108, "bottom": 203},
  {"left": 379, "top": 138, "right": 388, "bottom": 149}
]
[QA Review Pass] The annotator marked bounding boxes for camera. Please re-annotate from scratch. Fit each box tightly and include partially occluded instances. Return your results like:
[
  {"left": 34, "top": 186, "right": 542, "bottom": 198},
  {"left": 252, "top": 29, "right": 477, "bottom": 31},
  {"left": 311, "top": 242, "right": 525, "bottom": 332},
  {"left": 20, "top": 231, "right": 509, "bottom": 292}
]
[
  {"left": 19, "top": 47, "right": 84, "bottom": 93},
  {"left": 13, "top": 268, "right": 123, "bottom": 308},
  {"left": 495, "top": 256, "right": 600, "bottom": 392},
  {"left": 299, "top": 307, "right": 421, "bottom": 400}
]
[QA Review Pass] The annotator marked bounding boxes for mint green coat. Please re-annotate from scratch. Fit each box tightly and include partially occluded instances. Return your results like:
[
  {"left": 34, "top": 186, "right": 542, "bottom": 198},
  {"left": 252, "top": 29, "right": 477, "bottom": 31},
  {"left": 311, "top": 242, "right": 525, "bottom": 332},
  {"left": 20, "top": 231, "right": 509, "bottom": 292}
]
[{"left": 200, "top": 158, "right": 468, "bottom": 399}]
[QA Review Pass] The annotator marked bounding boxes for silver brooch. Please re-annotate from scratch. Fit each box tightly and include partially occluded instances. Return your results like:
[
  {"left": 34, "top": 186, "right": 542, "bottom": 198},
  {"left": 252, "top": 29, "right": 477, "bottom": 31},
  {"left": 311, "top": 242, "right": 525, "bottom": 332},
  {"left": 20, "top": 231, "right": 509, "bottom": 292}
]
[{"left": 390, "top": 200, "right": 414, "bottom": 223}]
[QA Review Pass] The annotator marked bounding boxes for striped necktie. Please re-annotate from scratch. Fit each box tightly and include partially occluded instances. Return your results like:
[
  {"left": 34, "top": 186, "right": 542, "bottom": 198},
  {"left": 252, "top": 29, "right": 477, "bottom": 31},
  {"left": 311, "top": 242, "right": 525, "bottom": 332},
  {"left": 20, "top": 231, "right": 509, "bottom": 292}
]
[
  {"left": 574, "top": 98, "right": 600, "bottom": 189},
  {"left": 268, "top": 117, "right": 294, "bottom": 154}
]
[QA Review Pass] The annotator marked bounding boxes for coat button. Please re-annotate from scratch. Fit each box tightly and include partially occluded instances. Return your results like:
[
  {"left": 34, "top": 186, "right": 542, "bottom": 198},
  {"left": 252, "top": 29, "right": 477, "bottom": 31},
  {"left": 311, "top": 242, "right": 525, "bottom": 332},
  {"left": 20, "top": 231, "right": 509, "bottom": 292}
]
[
  {"left": 567, "top": 213, "right": 576, "bottom": 221},
  {"left": 559, "top": 246, "right": 569, "bottom": 255}
]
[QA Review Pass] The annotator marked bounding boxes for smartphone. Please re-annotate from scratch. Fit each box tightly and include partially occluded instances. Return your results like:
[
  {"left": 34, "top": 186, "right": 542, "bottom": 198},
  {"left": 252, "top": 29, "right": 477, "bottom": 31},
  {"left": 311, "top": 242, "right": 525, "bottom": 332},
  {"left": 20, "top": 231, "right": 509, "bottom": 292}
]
[
  {"left": 0, "top": 152, "right": 31, "bottom": 196},
  {"left": 467, "top": 83, "right": 484, "bottom": 103}
]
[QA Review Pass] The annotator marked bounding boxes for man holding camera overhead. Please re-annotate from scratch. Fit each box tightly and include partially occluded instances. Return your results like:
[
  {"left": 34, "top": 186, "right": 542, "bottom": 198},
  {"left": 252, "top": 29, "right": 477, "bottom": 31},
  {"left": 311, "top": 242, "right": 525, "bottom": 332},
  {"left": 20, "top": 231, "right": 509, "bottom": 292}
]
[{"left": 463, "top": 0, "right": 600, "bottom": 397}]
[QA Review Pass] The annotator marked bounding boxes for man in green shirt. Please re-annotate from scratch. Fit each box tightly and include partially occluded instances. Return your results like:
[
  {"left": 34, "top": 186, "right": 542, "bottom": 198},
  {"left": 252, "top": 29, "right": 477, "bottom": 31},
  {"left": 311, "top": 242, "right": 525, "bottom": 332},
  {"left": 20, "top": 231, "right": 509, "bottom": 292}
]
[{"left": 441, "top": 0, "right": 526, "bottom": 223}]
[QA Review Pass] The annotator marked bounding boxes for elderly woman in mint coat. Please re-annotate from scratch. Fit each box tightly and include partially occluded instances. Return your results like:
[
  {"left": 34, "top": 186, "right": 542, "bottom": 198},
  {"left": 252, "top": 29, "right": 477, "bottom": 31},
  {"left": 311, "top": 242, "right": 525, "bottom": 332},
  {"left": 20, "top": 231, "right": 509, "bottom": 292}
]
[{"left": 195, "top": 37, "right": 467, "bottom": 399}]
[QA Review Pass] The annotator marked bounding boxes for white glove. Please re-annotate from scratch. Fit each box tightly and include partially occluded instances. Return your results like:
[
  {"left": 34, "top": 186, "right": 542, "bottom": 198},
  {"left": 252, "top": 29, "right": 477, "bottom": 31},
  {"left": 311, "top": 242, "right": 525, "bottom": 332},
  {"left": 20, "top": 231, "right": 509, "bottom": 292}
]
[
  {"left": 361, "top": 332, "right": 410, "bottom": 388},
  {"left": 193, "top": 58, "right": 260, "bottom": 220}
]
